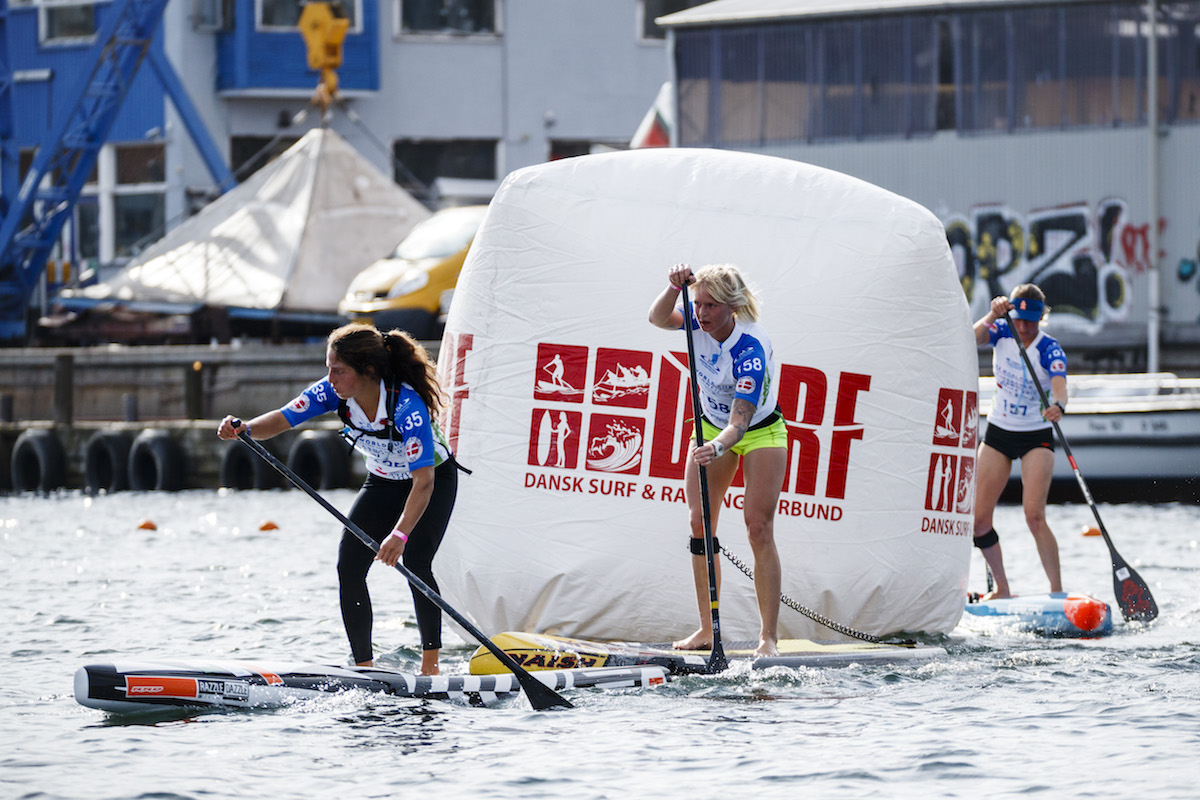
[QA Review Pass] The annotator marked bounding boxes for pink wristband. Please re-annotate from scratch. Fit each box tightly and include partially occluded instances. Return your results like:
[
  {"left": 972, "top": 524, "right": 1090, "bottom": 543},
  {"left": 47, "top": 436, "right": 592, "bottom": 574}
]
[
  {"left": 669, "top": 284, "right": 682, "bottom": 291},
  {"left": 388, "top": 529, "right": 408, "bottom": 543}
]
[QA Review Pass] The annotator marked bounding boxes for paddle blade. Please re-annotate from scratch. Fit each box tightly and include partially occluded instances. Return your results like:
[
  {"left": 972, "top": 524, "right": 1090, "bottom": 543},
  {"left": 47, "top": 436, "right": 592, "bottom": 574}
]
[
  {"left": 705, "top": 646, "right": 728, "bottom": 674},
  {"left": 519, "top": 672, "right": 575, "bottom": 710},
  {"left": 1112, "top": 559, "right": 1158, "bottom": 622}
]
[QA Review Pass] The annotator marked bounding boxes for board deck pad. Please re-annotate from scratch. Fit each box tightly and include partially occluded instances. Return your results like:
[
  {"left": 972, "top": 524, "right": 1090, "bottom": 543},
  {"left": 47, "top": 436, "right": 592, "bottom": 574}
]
[
  {"left": 75, "top": 660, "right": 668, "bottom": 714},
  {"left": 469, "top": 632, "right": 945, "bottom": 675},
  {"left": 963, "top": 592, "right": 1113, "bottom": 637}
]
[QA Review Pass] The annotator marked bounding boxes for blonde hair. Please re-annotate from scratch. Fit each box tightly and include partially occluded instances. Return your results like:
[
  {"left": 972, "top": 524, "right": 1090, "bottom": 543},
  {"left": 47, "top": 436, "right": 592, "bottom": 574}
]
[{"left": 693, "top": 263, "right": 761, "bottom": 322}]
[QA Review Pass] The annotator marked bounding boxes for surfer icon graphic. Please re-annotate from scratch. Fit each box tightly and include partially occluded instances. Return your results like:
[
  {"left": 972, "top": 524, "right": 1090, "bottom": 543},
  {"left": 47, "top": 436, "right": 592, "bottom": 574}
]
[
  {"left": 534, "top": 348, "right": 585, "bottom": 400},
  {"left": 934, "top": 397, "right": 958, "bottom": 441}
]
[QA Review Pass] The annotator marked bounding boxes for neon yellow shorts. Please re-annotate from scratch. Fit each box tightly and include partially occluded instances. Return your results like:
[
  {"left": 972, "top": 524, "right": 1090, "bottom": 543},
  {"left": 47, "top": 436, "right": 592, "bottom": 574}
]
[{"left": 700, "top": 415, "right": 787, "bottom": 456}]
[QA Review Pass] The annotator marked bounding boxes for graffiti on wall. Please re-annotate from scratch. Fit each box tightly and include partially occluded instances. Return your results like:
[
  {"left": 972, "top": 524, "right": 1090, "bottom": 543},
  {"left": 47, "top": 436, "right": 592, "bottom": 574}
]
[{"left": 946, "top": 199, "right": 1152, "bottom": 333}]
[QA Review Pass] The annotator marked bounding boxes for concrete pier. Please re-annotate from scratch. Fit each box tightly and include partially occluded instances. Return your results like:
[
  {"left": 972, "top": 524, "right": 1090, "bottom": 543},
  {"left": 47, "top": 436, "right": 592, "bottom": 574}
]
[{"left": 0, "top": 341, "right": 446, "bottom": 492}]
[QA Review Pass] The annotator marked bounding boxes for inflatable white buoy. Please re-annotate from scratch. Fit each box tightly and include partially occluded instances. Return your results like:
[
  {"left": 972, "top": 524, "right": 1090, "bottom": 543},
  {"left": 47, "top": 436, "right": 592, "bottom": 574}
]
[{"left": 435, "top": 148, "right": 977, "bottom": 642}]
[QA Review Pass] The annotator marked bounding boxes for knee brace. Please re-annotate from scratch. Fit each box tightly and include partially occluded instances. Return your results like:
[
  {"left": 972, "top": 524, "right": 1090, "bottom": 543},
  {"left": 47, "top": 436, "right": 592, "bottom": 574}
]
[
  {"left": 974, "top": 528, "right": 999, "bottom": 549},
  {"left": 688, "top": 537, "right": 721, "bottom": 555}
]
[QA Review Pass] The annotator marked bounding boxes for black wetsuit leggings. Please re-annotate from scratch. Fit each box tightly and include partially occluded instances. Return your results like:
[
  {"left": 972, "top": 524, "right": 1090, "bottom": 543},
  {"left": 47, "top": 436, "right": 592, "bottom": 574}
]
[{"left": 338, "top": 460, "right": 458, "bottom": 663}]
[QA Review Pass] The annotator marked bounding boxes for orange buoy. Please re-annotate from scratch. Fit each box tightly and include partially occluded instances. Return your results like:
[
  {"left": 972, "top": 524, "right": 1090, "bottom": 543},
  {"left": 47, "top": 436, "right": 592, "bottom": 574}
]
[
  {"left": 137, "top": 519, "right": 157, "bottom": 530},
  {"left": 1081, "top": 525, "right": 1101, "bottom": 537},
  {"left": 259, "top": 520, "right": 280, "bottom": 531}
]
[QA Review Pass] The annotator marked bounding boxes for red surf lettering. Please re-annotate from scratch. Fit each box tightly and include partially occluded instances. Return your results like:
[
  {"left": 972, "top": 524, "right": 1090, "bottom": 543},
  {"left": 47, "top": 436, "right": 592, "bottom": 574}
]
[
  {"left": 525, "top": 472, "right": 584, "bottom": 493},
  {"left": 646, "top": 359, "right": 871, "bottom": 500},
  {"left": 438, "top": 332, "right": 474, "bottom": 453},
  {"left": 588, "top": 478, "right": 637, "bottom": 496}
]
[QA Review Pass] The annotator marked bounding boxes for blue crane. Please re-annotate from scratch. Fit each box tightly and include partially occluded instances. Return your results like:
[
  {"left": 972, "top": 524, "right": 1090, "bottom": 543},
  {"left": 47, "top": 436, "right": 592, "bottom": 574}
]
[{"left": 0, "top": 0, "right": 235, "bottom": 342}]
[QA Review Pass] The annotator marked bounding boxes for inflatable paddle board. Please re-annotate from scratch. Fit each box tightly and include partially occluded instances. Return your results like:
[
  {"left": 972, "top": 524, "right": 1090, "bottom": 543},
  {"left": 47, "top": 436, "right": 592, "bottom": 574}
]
[
  {"left": 469, "top": 632, "right": 946, "bottom": 675},
  {"left": 75, "top": 660, "right": 668, "bottom": 714},
  {"left": 963, "top": 592, "right": 1113, "bottom": 637}
]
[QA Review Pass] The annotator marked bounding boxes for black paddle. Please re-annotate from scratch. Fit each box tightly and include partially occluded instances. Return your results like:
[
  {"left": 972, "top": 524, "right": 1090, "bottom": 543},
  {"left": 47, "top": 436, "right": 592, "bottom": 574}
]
[
  {"left": 1000, "top": 312, "right": 1158, "bottom": 622},
  {"left": 232, "top": 422, "right": 574, "bottom": 709},
  {"left": 679, "top": 282, "right": 728, "bottom": 673}
]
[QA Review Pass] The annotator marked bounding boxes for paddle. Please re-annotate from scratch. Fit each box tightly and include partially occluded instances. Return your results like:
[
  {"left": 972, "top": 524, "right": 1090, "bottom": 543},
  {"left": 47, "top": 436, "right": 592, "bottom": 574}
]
[
  {"left": 1000, "top": 312, "right": 1158, "bottom": 622},
  {"left": 232, "top": 422, "right": 574, "bottom": 709},
  {"left": 679, "top": 282, "right": 728, "bottom": 673}
]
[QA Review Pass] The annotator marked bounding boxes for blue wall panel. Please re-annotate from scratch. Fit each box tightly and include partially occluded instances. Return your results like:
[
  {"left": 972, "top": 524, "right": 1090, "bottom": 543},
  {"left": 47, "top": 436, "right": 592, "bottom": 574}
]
[{"left": 216, "top": 0, "right": 378, "bottom": 92}]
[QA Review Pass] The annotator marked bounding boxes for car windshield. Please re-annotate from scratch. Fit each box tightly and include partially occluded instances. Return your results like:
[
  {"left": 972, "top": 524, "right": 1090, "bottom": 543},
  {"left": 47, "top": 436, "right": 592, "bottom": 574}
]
[{"left": 393, "top": 206, "right": 488, "bottom": 260}]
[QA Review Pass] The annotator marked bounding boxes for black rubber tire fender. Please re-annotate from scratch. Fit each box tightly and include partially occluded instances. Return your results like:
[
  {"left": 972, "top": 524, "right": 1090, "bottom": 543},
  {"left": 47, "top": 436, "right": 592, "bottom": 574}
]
[
  {"left": 128, "top": 429, "right": 186, "bottom": 491},
  {"left": 84, "top": 430, "right": 133, "bottom": 494},
  {"left": 10, "top": 429, "right": 67, "bottom": 493},
  {"left": 286, "top": 430, "right": 351, "bottom": 490},
  {"left": 219, "top": 440, "right": 282, "bottom": 490}
]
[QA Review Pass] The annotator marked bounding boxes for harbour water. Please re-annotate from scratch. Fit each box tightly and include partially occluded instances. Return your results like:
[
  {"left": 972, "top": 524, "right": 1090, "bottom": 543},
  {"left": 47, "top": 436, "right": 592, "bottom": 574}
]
[{"left": 2, "top": 489, "right": 1197, "bottom": 799}]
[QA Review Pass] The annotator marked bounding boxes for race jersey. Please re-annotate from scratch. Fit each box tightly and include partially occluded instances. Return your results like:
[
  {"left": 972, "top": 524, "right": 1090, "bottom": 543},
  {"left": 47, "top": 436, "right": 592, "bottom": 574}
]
[
  {"left": 683, "top": 309, "right": 779, "bottom": 428},
  {"left": 986, "top": 319, "right": 1067, "bottom": 432},
  {"left": 280, "top": 378, "right": 451, "bottom": 480}
]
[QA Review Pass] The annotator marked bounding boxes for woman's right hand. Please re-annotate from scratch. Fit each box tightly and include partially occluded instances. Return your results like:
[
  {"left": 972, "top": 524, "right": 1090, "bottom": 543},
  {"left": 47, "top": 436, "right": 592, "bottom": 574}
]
[
  {"left": 216, "top": 415, "right": 247, "bottom": 441},
  {"left": 668, "top": 263, "right": 694, "bottom": 290}
]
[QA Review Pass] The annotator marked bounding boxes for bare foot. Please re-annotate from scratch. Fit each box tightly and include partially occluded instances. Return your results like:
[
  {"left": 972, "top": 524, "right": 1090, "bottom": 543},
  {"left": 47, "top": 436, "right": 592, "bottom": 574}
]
[
  {"left": 672, "top": 629, "right": 713, "bottom": 650},
  {"left": 754, "top": 638, "right": 779, "bottom": 658},
  {"left": 979, "top": 590, "right": 1011, "bottom": 602}
]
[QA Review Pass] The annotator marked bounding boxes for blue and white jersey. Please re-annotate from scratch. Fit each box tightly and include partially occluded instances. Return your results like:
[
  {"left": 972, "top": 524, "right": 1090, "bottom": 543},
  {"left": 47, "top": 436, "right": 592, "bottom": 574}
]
[
  {"left": 685, "top": 311, "right": 778, "bottom": 428},
  {"left": 987, "top": 319, "right": 1067, "bottom": 432},
  {"left": 280, "top": 378, "right": 451, "bottom": 480}
]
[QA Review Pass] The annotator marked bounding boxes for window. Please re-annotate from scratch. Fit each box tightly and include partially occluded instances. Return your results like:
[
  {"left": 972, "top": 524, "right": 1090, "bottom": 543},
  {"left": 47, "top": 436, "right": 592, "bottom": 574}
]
[
  {"left": 117, "top": 144, "right": 166, "bottom": 185},
  {"left": 640, "top": 0, "right": 706, "bottom": 40},
  {"left": 229, "top": 136, "right": 300, "bottom": 180},
  {"left": 114, "top": 144, "right": 166, "bottom": 257},
  {"left": 193, "top": 0, "right": 233, "bottom": 31},
  {"left": 398, "top": 0, "right": 497, "bottom": 35},
  {"left": 114, "top": 194, "right": 165, "bottom": 257},
  {"left": 392, "top": 139, "right": 496, "bottom": 186},
  {"left": 260, "top": 0, "right": 357, "bottom": 30},
  {"left": 41, "top": 1, "right": 97, "bottom": 43}
]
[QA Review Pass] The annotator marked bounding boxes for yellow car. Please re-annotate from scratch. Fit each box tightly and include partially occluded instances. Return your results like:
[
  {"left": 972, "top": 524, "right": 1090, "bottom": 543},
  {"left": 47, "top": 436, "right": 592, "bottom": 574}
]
[{"left": 338, "top": 205, "right": 488, "bottom": 339}]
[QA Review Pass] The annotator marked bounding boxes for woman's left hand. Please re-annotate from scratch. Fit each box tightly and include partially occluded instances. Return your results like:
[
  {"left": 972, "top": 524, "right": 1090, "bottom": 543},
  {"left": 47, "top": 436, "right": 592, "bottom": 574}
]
[
  {"left": 377, "top": 534, "right": 406, "bottom": 567},
  {"left": 1043, "top": 403, "right": 1065, "bottom": 423}
]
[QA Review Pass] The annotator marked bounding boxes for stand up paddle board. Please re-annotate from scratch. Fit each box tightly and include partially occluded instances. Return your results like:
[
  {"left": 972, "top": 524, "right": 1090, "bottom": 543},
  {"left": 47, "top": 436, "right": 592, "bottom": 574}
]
[
  {"left": 469, "top": 632, "right": 945, "bottom": 675},
  {"left": 963, "top": 592, "right": 1113, "bottom": 637},
  {"left": 75, "top": 660, "right": 668, "bottom": 714}
]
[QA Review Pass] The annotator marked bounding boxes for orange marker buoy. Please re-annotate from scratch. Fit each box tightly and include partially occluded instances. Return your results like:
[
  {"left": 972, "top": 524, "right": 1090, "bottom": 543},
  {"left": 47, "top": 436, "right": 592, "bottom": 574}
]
[
  {"left": 1081, "top": 525, "right": 1101, "bottom": 537},
  {"left": 259, "top": 521, "right": 280, "bottom": 531},
  {"left": 137, "top": 520, "right": 157, "bottom": 530}
]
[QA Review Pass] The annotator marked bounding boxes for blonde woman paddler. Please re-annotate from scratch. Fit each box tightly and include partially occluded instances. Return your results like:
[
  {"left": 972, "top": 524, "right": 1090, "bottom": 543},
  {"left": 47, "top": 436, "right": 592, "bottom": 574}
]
[{"left": 648, "top": 263, "right": 788, "bottom": 658}]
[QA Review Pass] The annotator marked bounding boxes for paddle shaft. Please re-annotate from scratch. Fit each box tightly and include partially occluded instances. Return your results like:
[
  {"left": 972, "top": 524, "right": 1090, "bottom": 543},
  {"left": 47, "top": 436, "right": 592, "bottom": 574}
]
[
  {"left": 232, "top": 425, "right": 574, "bottom": 709},
  {"left": 679, "top": 283, "right": 729, "bottom": 672},
  {"left": 999, "top": 312, "right": 1158, "bottom": 622}
]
